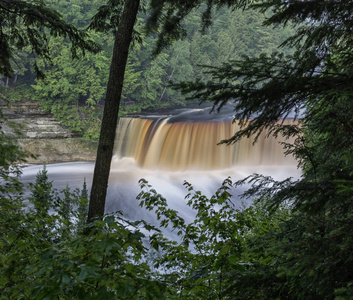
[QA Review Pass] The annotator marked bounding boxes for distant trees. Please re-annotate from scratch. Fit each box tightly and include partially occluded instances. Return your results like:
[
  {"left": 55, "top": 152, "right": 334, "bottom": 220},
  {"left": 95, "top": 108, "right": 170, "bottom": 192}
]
[
  {"left": 31, "top": 36, "right": 108, "bottom": 140},
  {"left": 2, "top": 0, "right": 292, "bottom": 140}
]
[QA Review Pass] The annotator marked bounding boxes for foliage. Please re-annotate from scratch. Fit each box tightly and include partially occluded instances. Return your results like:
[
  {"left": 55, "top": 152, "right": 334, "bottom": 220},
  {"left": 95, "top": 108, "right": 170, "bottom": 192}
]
[
  {"left": 3, "top": 0, "right": 353, "bottom": 298},
  {"left": 0, "top": 162, "right": 164, "bottom": 299},
  {"left": 3, "top": 0, "right": 293, "bottom": 141},
  {"left": 0, "top": 0, "right": 100, "bottom": 78},
  {"left": 31, "top": 35, "right": 107, "bottom": 140},
  {"left": 0, "top": 160, "right": 170, "bottom": 299},
  {"left": 76, "top": 178, "right": 89, "bottom": 233},
  {"left": 1, "top": 158, "right": 297, "bottom": 299},
  {"left": 169, "top": 0, "right": 353, "bottom": 298},
  {"left": 21, "top": 215, "right": 167, "bottom": 299},
  {"left": 137, "top": 177, "right": 292, "bottom": 299},
  {"left": 0, "top": 100, "right": 29, "bottom": 258}
]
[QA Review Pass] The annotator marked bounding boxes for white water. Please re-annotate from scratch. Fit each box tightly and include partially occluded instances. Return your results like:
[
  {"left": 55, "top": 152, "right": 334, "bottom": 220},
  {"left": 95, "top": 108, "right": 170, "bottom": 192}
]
[
  {"left": 21, "top": 158, "right": 299, "bottom": 224},
  {"left": 21, "top": 109, "right": 300, "bottom": 223}
]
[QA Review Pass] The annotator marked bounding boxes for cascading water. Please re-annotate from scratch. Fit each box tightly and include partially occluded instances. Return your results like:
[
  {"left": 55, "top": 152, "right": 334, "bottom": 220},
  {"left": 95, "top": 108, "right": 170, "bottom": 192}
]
[
  {"left": 21, "top": 108, "right": 299, "bottom": 223},
  {"left": 113, "top": 117, "right": 296, "bottom": 170}
]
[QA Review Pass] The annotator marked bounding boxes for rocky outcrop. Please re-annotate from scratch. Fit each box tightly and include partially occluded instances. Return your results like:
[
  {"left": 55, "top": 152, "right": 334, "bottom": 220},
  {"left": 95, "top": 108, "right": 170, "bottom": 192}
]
[
  {"left": 20, "top": 138, "right": 96, "bottom": 164},
  {"left": 1, "top": 101, "right": 96, "bottom": 164}
]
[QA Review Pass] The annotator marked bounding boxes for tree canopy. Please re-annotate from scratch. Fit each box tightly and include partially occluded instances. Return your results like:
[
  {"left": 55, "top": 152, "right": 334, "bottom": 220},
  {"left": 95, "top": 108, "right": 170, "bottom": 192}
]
[
  {"left": 173, "top": 0, "right": 353, "bottom": 298},
  {"left": 2, "top": 0, "right": 292, "bottom": 140},
  {"left": 0, "top": 0, "right": 100, "bottom": 78},
  {"left": 176, "top": 0, "right": 353, "bottom": 142}
]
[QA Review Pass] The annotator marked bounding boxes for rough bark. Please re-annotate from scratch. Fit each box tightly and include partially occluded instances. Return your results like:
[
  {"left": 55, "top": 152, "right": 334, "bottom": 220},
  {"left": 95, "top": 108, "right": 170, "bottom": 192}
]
[{"left": 87, "top": 0, "right": 140, "bottom": 223}]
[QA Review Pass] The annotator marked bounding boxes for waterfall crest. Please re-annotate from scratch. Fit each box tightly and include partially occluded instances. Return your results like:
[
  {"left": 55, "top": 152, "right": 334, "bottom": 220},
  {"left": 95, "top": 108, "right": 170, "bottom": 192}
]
[{"left": 114, "top": 117, "right": 296, "bottom": 171}]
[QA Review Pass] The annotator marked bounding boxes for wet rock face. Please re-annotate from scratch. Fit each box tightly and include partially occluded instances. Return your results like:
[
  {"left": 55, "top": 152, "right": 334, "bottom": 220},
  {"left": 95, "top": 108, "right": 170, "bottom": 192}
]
[{"left": 2, "top": 101, "right": 96, "bottom": 164}]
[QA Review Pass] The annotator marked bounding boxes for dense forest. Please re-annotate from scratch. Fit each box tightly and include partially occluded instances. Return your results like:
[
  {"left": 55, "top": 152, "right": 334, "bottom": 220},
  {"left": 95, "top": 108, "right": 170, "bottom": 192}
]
[
  {"left": 1, "top": 0, "right": 292, "bottom": 140},
  {"left": 1, "top": 0, "right": 353, "bottom": 299}
]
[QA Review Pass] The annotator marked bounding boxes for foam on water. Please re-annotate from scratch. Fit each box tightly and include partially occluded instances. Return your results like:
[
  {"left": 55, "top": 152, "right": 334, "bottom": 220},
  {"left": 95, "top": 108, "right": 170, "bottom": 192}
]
[
  {"left": 21, "top": 112, "right": 300, "bottom": 224},
  {"left": 21, "top": 158, "right": 300, "bottom": 225}
]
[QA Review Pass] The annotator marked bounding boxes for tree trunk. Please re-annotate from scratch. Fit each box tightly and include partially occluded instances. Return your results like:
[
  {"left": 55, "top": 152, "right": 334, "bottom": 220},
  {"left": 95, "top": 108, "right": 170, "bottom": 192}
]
[{"left": 87, "top": 0, "right": 140, "bottom": 223}]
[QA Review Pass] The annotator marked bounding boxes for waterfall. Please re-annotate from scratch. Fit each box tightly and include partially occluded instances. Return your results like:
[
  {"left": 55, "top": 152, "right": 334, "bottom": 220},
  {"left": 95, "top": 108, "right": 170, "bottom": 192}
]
[
  {"left": 22, "top": 113, "right": 299, "bottom": 221},
  {"left": 113, "top": 117, "right": 296, "bottom": 171}
]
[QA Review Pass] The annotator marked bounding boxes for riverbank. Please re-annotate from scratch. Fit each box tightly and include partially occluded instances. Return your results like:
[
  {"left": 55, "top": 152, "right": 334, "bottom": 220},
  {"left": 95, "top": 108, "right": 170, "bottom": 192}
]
[
  {"left": 2, "top": 101, "right": 97, "bottom": 164},
  {"left": 1, "top": 100, "right": 209, "bottom": 164}
]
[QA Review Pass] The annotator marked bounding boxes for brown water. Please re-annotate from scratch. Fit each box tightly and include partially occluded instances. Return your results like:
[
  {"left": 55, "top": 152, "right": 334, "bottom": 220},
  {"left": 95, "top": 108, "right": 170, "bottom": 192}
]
[
  {"left": 114, "top": 117, "right": 296, "bottom": 171},
  {"left": 22, "top": 116, "right": 299, "bottom": 223}
]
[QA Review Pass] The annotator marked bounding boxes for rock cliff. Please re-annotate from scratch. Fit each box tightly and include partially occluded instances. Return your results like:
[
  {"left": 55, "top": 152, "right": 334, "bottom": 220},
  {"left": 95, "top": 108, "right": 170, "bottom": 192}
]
[{"left": 1, "top": 101, "right": 96, "bottom": 164}]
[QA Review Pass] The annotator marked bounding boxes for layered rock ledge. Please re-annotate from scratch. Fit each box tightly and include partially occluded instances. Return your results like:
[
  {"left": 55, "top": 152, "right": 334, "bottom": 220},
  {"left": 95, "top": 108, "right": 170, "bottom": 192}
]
[{"left": 1, "top": 101, "right": 96, "bottom": 164}]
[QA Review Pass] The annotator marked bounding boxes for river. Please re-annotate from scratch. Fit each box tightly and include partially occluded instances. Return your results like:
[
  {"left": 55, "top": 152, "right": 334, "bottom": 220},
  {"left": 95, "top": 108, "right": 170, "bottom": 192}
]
[{"left": 21, "top": 108, "right": 300, "bottom": 224}]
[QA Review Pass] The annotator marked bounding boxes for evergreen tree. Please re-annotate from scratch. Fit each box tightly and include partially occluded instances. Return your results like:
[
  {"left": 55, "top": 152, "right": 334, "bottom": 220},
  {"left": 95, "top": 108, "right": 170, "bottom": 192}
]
[
  {"left": 28, "top": 166, "right": 57, "bottom": 239},
  {"left": 57, "top": 185, "right": 74, "bottom": 240},
  {"left": 0, "top": 0, "right": 100, "bottom": 78},
  {"left": 76, "top": 179, "right": 89, "bottom": 232},
  {"left": 31, "top": 36, "right": 108, "bottom": 140},
  {"left": 173, "top": 0, "right": 353, "bottom": 298},
  {"left": 29, "top": 166, "right": 54, "bottom": 219}
]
